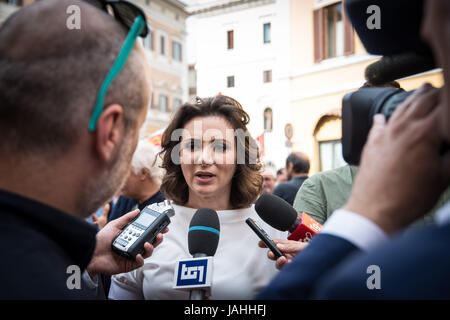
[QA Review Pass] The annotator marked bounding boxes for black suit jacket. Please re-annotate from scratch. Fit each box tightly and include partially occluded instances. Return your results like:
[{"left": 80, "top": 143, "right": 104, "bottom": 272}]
[
  {"left": 108, "top": 191, "right": 165, "bottom": 222},
  {"left": 257, "top": 221, "right": 450, "bottom": 299}
]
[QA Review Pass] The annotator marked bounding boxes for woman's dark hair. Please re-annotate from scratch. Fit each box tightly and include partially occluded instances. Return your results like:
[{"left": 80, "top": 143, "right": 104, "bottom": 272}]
[{"left": 159, "top": 95, "right": 263, "bottom": 209}]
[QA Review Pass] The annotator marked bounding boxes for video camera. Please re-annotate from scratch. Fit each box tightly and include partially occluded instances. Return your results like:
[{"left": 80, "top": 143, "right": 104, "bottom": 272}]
[{"left": 341, "top": 0, "right": 436, "bottom": 165}]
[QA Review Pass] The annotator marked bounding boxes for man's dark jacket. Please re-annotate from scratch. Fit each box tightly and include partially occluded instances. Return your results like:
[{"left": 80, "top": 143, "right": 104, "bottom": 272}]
[
  {"left": 272, "top": 176, "right": 308, "bottom": 205},
  {"left": 0, "top": 189, "right": 97, "bottom": 299},
  {"left": 108, "top": 191, "right": 165, "bottom": 222}
]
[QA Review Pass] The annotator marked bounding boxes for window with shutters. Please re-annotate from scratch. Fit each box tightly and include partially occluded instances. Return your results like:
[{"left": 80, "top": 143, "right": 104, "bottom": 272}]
[
  {"left": 227, "top": 30, "right": 234, "bottom": 50},
  {"left": 313, "top": 1, "right": 354, "bottom": 63}
]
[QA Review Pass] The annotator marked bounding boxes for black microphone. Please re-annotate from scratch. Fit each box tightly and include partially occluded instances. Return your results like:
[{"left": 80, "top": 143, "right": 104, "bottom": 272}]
[
  {"left": 255, "top": 194, "right": 322, "bottom": 242},
  {"left": 365, "top": 52, "right": 436, "bottom": 86},
  {"left": 187, "top": 208, "right": 220, "bottom": 300}
]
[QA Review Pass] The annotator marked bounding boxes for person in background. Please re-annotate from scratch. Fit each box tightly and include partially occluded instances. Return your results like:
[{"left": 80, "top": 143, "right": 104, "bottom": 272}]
[
  {"left": 257, "top": 0, "right": 450, "bottom": 299},
  {"left": 292, "top": 81, "right": 440, "bottom": 226},
  {"left": 109, "top": 95, "right": 285, "bottom": 300},
  {"left": 261, "top": 166, "right": 277, "bottom": 194},
  {"left": 264, "top": 82, "right": 446, "bottom": 271},
  {"left": 107, "top": 140, "right": 165, "bottom": 225},
  {"left": 292, "top": 164, "right": 360, "bottom": 225},
  {"left": 272, "top": 152, "right": 310, "bottom": 205},
  {"left": 276, "top": 168, "right": 288, "bottom": 185},
  {"left": 87, "top": 194, "right": 119, "bottom": 227},
  {"left": 293, "top": 163, "right": 450, "bottom": 226}
]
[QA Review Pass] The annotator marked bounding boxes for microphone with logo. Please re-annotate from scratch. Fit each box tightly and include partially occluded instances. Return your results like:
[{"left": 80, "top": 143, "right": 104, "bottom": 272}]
[
  {"left": 173, "top": 208, "right": 220, "bottom": 300},
  {"left": 255, "top": 194, "right": 322, "bottom": 242}
]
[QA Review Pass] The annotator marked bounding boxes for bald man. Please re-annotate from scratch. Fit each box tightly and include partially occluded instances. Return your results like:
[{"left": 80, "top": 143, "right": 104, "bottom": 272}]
[{"left": 0, "top": 0, "right": 163, "bottom": 299}]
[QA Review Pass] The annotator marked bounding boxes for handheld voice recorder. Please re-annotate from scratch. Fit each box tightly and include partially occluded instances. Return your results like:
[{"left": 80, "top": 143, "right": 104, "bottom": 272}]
[
  {"left": 112, "top": 200, "right": 174, "bottom": 260},
  {"left": 246, "top": 218, "right": 284, "bottom": 259}
]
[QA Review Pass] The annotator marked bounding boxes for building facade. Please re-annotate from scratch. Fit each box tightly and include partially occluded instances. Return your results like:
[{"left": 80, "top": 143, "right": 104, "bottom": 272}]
[
  {"left": 187, "top": 0, "right": 292, "bottom": 169},
  {"left": 289, "top": 0, "right": 443, "bottom": 174},
  {"left": 135, "top": 0, "right": 189, "bottom": 139}
]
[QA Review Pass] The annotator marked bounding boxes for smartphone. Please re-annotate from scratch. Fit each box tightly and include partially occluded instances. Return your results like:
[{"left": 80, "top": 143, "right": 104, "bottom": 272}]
[{"left": 246, "top": 218, "right": 284, "bottom": 259}]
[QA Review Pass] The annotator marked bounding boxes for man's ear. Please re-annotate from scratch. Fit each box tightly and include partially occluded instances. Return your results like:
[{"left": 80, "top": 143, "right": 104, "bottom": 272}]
[
  {"left": 286, "top": 162, "right": 293, "bottom": 172},
  {"left": 94, "top": 104, "right": 125, "bottom": 163}
]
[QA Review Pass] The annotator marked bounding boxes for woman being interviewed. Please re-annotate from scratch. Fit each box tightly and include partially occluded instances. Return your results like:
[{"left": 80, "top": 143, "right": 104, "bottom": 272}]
[{"left": 109, "top": 95, "right": 285, "bottom": 300}]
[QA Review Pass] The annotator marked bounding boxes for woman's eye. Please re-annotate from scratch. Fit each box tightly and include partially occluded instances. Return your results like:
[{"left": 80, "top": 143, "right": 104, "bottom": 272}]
[
  {"left": 183, "top": 140, "right": 201, "bottom": 151},
  {"left": 212, "top": 142, "right": 227, "bottom": 152}
]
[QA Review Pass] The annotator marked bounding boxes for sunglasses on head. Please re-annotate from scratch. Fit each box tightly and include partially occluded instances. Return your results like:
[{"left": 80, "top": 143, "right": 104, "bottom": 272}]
[
  {"left": 83, "top": 0, "right": 149, "bottom": 131},
  {"left": 84, "top": 0, "right": 149, "bottom": 37}
]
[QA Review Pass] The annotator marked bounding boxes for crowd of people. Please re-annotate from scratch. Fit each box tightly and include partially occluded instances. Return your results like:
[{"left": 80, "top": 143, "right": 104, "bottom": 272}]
[{"left": 1, "top": 0, "right": 450, "bottom": 300}]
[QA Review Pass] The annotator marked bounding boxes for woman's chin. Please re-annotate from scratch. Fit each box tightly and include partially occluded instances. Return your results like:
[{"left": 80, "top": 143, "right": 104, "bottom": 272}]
[{"left": 193, "top": 187, "right": 217, "bottom": 197}]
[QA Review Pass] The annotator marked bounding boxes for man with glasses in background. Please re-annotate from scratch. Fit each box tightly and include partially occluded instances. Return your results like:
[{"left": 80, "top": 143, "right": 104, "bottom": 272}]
[{"left": 0, "top": 0, "right": 164, "bottom": 299}]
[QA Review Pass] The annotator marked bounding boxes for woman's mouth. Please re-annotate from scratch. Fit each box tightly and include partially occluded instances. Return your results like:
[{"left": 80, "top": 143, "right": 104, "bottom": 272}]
[{"left": 194, "top": 171, "right": 216, "bottom": 183}]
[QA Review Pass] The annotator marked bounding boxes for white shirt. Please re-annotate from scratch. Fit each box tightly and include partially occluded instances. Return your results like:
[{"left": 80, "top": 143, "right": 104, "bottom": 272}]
[{"left": 109, "top": 204, "right": 286, "bottom": 300}]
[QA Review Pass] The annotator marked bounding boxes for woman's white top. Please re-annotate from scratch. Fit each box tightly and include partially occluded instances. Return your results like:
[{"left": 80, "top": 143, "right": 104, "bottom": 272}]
[{"left": 109, "top": 204, "right": 286, "bottom": 300}]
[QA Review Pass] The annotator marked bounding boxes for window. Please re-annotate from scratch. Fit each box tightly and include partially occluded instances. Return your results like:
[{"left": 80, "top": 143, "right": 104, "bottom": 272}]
[
  {"left": 172, "top": 41, "right": 182, "bottom": 62},
  {"left": 263, "top": 70, "right": 272, "bottom": 83},
  {"left": 173, "top": 98, "right": 182, "bottom": 110},
  {"left": 313, "top": 1, "right": 354, "bottom": 62},
  {"left": 319, "top": 140, "right": 346, "bottom": 171},
  {"left": 159, "top": 94, "right": 168, "bottom": 112},
  {"left": 227, "top": 76, "right": 235, "bottom": 88},
  {"left": 325, "top": 3, "right": 344, "bottom": 58},
  {"left": 150, "top": 92, "right": 155, "bottom": 109},
  {"left": 263, "top": 108, "right": 273, "bottom": 132},
  {"left": 227, "top": 30, "right": 234, "bottom": 50},
  {"left": 263, "top": 23, "right": 271, "bottom": 44},
  {"left": 143, "top": 30, "right": 154, "bottom": 51},
  {"left": 160, "top": 35, "right": 166, "bottom": 55},
  {"left": 189, "top": 87, "right": 197, "bottom": 96}
]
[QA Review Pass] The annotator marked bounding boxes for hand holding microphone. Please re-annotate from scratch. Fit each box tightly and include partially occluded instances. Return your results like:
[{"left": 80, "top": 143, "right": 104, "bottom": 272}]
[
  {"left": 173, "top": 208, "right": 220, "bottom": 300},
  {"left": 254, "top": 194, "right": 322, "bottom": 269},
  {"left": 255, "top": 194, "right": 322, "bottom": 242}
]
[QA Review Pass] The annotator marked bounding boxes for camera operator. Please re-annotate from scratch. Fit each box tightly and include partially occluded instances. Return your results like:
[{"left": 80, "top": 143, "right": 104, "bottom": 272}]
[
  {"left": 0, "top": 0, "right": 165, "bottom": 299},
  {"left": 257, "top": 0, "right": 450, "bottom": 299}
]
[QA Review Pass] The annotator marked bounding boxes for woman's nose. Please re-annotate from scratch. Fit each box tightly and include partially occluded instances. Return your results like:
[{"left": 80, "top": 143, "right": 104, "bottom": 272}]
[{"left": 197, "top": 145, "right": 214, "bottom": 166}]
